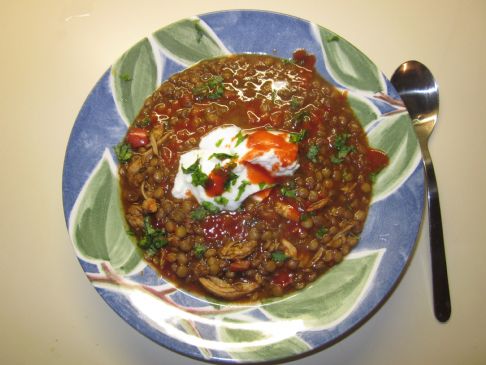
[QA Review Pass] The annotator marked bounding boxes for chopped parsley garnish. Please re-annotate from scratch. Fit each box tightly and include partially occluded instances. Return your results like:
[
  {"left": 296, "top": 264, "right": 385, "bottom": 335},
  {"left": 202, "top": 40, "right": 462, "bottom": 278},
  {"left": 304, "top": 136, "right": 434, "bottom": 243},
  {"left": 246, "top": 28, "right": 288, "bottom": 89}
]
[
  {"left": 224, "top": 171, "right": 239, "bottom": 191},
  {"left": 331, "top": 133, "right": 355, "bottom": 164},
  {"left": 193, "top": 243, "right": 207, "bottom": 258},
  {"left": 182, "top": 158, "right": 208, "bottom": 187},
  {"left": 209, "top": 152, "right": 238, "bottom": 161},
  {"left": 300, "top": 211, "right": 316, "bottom": 221},
  {"left": 290, "top": 96, "right": 302, "bottom": 110},
  {"left": 190, "top": 207, "right": 208, "bottom": 220},
  {"left": 280, "top": 186, "right": 297, "bottom": 198},
  {"left": 114, "top": 142, "right": 133, "bottom": 163},
  {"left": 193, "top": 20, "right": 205, "bottom": 43},
  {"left": 307, "top": 145, "right": 319, "bottom": 163},
  {"left": 214, "top": 196, "right": 229, "bottom": 206},
  {"left": 215, "top": 138, "right": 224, "bottom": 147},
  {"left": 292, "top": 110, "right": 310, "bottom": 124},
  {"left": 138, "top": 216, "right": 167, "bottom": 256},
  {"left": 201, "top": 201, "right": 220, "bottom": 214},
  {"left": 258, "top": 182, "right": 267, "bottom": 190},
  {"left": 316, "top": 227, "right": 329, "bottom": 239},
  {"left": 136, "top": 118, "right": 151, "bottom": 127},
  {"left": 271, "top": 251, "right": 288, "bottom": 263},
  {"left": 289, "top": 129, "right": 307, "bottom": 143},
  {"left": 234, "top": 131, "right": 248, "bottom": 147},
  {"left": 193, "top": 75, "right": 225, "bottom": 100},
  {"left": 235, "top": 180, "right": 250, "bottom": 201},
  {"left": 190, "top": 201, "right": 221, "bottom": 221},
  {"left": 120, "top": 73, "right": 132, "bottom": 81}
]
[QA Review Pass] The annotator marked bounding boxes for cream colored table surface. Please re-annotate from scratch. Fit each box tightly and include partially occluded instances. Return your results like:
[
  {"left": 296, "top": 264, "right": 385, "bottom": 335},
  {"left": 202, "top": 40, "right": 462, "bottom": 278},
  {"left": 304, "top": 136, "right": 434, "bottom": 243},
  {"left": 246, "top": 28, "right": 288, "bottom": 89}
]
[{"left": 2, "top": 1, "right": 485, "bottom": 364}]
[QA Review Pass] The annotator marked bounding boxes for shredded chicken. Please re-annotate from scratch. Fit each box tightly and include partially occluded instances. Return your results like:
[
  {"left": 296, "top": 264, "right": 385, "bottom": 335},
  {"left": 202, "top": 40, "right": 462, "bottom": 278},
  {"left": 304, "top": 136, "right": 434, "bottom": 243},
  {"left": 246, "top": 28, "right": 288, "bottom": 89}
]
[
  {"left": 199, "top": 277, "right": 259, "bottom": 299},
  {"left": 219, "top": 240, "right": 257, "bottom": 259},
  {"left": 306, "top": 197, "right": 329, "bottom": 212},
  {"left": 280, "top": 239, "right": 297, "bottom": 258}
]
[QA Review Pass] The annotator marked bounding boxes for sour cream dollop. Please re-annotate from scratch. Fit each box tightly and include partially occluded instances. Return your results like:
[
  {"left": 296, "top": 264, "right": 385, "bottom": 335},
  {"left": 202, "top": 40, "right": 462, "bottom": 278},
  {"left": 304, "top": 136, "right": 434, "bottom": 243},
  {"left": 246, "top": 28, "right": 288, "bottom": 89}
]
[{"left": 171, "top": 125, "right": 300, "bottom": 211}]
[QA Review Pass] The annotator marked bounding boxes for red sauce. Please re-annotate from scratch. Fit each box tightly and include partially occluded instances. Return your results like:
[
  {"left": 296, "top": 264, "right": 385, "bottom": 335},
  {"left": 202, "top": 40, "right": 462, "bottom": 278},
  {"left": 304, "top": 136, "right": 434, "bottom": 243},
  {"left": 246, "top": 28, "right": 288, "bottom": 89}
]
[
  {"left": 201, "top": 212, "right": 248, "bottom": 242},
  {"left": 244, "top": 162, "right": 276, "bottom": 184},
  {"left": 205, "top": 169, "right": 228, "bottom": 197},
  {"left": 242, "top": 130, "right": 298, "bottom": 168}
]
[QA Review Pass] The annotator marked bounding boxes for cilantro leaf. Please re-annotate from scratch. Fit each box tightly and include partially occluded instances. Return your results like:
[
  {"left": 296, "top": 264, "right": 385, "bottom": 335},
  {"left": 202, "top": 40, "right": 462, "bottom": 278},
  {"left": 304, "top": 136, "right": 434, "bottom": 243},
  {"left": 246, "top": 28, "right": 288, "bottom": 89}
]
[
  {"left": 290, "top": 96, "right": 302, "bottom": 111},
  {"left": 289, "top": 129, "right": 307, "bottom": 143},
  {"left": 316, "top": 227, "right": 329, "bottom": 239},
  {"left": 193, "top": 243, "right": 207, "bottom": 258},
  {"left": 214, "top": 196, "right": 229, "bottom": 206},
  {"left": 280, "top": 186, "right": 297, "bottom": 198},
  {"left": 201, "top": 201, "right": 220, "bottom": 214},
  {"left": 114, "top": 142, "right": 133, "bottom": 163},
  {"left": 235, "top": 180, "right": 250, "bottom": 201},
  {"left": 193, "top": 75, "right": 225, "bottom": 100},
  {"left": 224, "top": 171, "right": 239, "bottom": 191},
  {"left": 190, "top": 207, "right": 208, "bottom": 221},
  {"left": 271, "top": 251, "right": 288, "bottom": 263},
  {"left": 182, "top": 158, "right": 208, "bottom": 187},
  {"left": 209, "top": 153, "right": 238, "bottom": 161},
  {"left": 138, "top": 216, "right": 167, "bottom": 256},
  {"left": 215, "top": 138, "right": 223, "bottom": 147},
  {"left": 331, "top": 134, "right": 355, "bottom": 164},
  {"left": 307, "top": 145, "right": 319, "bottom": 163},
  {"left": 234, "top": 131, "right": 248, "bottom": 147}
]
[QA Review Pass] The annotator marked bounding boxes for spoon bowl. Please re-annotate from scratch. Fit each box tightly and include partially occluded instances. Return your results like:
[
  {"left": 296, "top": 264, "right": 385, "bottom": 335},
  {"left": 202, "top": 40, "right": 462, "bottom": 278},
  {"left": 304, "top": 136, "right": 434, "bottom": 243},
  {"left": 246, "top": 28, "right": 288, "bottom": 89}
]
[{"left": 391, "top": 61, "right": 451, "bottom": 323}]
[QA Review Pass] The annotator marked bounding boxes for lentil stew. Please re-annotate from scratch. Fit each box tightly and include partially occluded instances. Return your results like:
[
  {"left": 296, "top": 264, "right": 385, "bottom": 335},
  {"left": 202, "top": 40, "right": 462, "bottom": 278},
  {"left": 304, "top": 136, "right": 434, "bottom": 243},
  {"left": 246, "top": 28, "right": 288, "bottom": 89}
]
[{"left": 116, "top": 50, "right": 388, "bottom": 302}]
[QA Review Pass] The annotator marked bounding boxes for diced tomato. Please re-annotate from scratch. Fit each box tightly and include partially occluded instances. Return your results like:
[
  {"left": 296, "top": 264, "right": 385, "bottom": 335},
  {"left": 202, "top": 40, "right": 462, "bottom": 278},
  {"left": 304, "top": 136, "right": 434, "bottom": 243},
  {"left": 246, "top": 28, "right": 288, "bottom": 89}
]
[
  {"left": 126, "top": 127, "right": 149, "bottom": 148},
  {"left": 366, "top": 148, "right": 389, "bottom": 173},
  {"left": 271, "top": 270, "right": 294, "bottom": 287},
  {"left": 292, "top": 49, "right": 316, "bottom": 70},
  {"left": 229, "top": 260, "right": 251, "bottom": 272}
]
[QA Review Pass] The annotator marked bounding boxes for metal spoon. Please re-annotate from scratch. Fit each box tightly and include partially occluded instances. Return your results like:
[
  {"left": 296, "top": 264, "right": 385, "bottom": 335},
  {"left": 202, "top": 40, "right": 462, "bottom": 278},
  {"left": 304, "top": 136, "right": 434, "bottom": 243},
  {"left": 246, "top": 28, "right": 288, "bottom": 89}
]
[{"left": 391, "top": 61, "right": 451, "bottom": 322}]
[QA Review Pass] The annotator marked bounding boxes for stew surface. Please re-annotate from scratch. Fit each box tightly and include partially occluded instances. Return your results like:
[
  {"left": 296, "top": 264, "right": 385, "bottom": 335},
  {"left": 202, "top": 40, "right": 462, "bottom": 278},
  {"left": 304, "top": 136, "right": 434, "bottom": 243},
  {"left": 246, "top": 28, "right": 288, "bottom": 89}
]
[{"left": 116, "top": 50, "right": 387, "bottom": 301}]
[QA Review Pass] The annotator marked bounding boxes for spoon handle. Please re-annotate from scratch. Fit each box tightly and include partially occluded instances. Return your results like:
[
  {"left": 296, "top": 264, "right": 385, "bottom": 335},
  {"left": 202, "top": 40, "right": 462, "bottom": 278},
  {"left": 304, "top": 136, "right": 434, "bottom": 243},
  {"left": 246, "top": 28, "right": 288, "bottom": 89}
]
[{"left": 420, "top": 144, "right": 451, "bottom": 322}]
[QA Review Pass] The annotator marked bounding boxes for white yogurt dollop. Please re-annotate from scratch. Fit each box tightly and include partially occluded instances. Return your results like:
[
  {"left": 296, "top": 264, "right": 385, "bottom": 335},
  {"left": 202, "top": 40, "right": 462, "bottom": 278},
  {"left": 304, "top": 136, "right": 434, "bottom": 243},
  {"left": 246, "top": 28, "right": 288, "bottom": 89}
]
[{"left": 171, "top": 125, "right": 300, "bottom": 211}]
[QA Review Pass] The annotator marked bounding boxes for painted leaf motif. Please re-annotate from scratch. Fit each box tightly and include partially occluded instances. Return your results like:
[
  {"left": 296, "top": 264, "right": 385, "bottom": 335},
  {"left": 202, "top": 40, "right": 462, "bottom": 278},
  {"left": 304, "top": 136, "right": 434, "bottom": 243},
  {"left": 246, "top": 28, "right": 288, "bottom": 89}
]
[
  {"left": 367, "top": 113, "right": 421, "bottom": 202},
  {"left": 152, "top": 18, "right": 227, "bottom": 65},
  {"left": 347, "top": 92, "right": 380, "bottom": 128},
  {"left": 219, "top": 320, "right": 309, "bottom": 362},
  {"left": 262, "top": 251, "right": 380, "bottom": 328},
  {"left": 112, "top": 38, "right": 157, "bottom": 125},
  {"left": 71, "top": 151, "right": 142, "bottom": 274},
  {"left": 318, "top": 27, "right": 385, "bottom": 93}
]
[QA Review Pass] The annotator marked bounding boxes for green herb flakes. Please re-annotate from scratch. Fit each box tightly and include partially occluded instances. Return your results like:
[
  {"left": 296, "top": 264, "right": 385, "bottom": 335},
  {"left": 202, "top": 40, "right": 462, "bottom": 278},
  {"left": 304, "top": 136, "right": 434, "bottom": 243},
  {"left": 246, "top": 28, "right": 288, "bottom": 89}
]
[
  {"left": 280, "top": 186, "right": 297, "bottom": 198},
  {"left": 209, "top": 153, "right": 238, "bottom": 161},
  {"left": 307, "top": 145, "right": 319, "bottom": 163},
  {"left": 193, "top": 243, "right": 207, "bottom": 258},
  {"left": 234, "top": 131, "right": 248, "bottom": 147},
  {"left": 316, "top": 227, "right": 329, "bottom": 239},
  {"left": 236, "top": 180, "right": 250, "bottom": 201},
  {"left": 271, "top": 251, "right": 288, "bottom": 263},
  {"left": 182, "top": 158, "right": 208, "bottom": 187},
  {"left": 114, "top": 142, "right": 133, "bottom": 163},
  {"left": 138, "top": 216, "right": 167, "bottom": 256},
  {"left": 289, "top": 129, "right": 307, "bottom": 143},
  {"left": 214, "top": 196, "right": 229, "bottom": 206}
]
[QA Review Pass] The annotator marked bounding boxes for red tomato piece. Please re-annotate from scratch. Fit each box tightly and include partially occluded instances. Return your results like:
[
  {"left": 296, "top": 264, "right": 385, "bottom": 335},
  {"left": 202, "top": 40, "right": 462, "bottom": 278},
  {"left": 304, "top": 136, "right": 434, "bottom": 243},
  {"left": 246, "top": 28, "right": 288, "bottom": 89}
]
[
  {"left": 126, "top": 128, "right": 149, "bottom": 148},
  {"left": 366, "top": 148, "right": 389, "bottom": 173},
  {"left": 229, "top": 260, "right": 251, "bottom": 272},
  {"left": 271, "top": 270, "right": 294, "bottom": 287}
]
